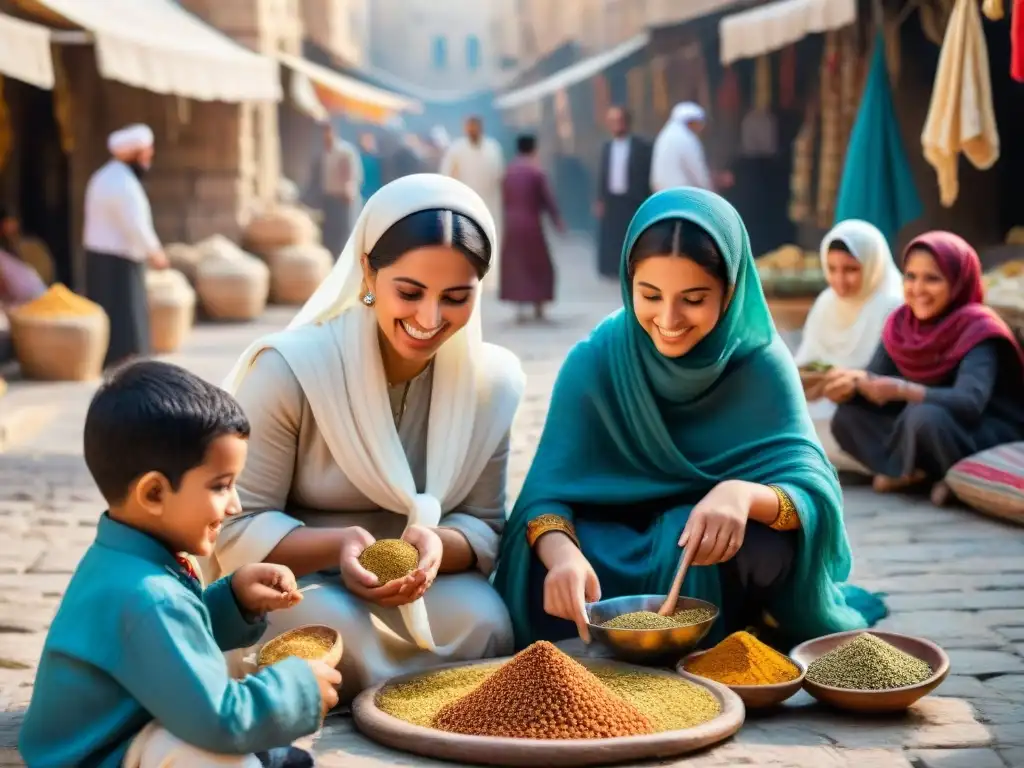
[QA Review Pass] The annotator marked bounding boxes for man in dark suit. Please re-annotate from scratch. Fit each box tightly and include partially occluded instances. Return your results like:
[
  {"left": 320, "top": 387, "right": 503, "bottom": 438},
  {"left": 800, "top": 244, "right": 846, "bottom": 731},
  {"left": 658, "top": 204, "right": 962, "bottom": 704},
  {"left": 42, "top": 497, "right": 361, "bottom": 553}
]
[{"left": 594, "top": 106, "right": 652, "bottom": 278}]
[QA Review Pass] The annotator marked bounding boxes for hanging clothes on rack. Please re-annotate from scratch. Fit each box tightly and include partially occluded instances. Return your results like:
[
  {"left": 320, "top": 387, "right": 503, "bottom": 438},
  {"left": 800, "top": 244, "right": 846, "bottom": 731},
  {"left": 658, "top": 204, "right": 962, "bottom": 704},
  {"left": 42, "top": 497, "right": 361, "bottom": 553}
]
[{"left": 921, "top": 0, "right": 1000, "bottom": 206}]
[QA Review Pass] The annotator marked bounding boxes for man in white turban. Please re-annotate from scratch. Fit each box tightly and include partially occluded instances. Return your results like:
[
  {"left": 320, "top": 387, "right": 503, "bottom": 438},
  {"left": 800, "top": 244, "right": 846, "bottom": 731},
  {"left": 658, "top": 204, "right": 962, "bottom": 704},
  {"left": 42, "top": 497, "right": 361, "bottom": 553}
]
[
  {"left": 650, "top": 102, "right": 715, "bottom": 193},
  {"left": 83, "top": 123, "right": 167, "bottom": 368}
]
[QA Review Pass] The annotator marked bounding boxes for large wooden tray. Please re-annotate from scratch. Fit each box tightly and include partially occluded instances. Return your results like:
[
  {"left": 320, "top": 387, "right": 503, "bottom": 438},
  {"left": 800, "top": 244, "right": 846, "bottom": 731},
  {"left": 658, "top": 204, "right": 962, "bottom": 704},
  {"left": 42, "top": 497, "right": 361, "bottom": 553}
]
[{"left": 351, "top": 656, "right": 745, "bottom": 767}]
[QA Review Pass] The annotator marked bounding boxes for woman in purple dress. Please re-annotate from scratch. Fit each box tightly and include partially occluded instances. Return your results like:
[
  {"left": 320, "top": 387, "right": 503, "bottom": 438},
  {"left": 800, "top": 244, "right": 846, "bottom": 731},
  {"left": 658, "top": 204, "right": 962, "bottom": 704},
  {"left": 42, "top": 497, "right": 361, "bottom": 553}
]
[{"left": 499, "top": 135, "right": 564, "bottom": 322}]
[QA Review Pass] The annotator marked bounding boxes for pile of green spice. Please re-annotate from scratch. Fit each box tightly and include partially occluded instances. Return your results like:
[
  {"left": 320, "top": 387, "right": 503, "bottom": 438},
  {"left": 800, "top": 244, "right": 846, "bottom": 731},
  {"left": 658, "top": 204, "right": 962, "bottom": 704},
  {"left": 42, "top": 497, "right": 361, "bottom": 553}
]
[
  {"left": 599, "top": 606, "right": 716, "bottom": 630},
  {"left": 358, "top": 538, "right": 420, "bottom": 584},
  {"left": 806, "top": 633, "right": 933, "bottom": 690}
]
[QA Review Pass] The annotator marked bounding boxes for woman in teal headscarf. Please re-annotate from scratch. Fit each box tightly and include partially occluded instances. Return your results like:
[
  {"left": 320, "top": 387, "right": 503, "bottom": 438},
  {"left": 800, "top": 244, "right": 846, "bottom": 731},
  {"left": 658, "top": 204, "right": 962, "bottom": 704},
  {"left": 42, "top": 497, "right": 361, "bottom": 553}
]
[{"left": 493, "top": 188, "right": 885, "bottom": 650}]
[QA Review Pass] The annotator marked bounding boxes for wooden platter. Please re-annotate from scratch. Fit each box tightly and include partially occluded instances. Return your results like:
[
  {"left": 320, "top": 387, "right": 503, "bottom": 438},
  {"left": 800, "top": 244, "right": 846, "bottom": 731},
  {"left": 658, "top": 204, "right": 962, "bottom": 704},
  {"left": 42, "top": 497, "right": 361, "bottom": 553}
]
[{"left": 352, "top": 656, "right": 745, "bottom": 767}]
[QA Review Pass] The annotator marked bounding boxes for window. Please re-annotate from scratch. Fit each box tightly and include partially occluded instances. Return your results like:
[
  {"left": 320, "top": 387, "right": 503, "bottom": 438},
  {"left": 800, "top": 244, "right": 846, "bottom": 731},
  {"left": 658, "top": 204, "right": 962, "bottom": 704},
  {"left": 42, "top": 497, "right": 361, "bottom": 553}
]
[
  {"left": 466, "top": 34, "right": 481, "bottom": 71},
  {"left": 431, "top": 35, "right": 448, "bottom": 70}
]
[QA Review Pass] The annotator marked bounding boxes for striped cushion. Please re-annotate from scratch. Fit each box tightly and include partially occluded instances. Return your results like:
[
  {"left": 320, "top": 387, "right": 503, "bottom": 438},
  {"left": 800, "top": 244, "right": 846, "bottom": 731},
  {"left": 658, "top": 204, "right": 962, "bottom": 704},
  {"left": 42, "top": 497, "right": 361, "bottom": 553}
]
[{"left": 946, "top": 443, "right": 1024, "bottom": 524}]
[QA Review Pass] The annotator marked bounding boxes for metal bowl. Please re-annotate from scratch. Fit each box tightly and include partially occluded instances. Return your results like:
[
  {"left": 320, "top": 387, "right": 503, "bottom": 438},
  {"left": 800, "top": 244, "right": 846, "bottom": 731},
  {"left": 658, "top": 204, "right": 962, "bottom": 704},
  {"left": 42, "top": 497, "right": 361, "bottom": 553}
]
[{"left": 585, "top": 594, "right": 719, "bottom": 666}]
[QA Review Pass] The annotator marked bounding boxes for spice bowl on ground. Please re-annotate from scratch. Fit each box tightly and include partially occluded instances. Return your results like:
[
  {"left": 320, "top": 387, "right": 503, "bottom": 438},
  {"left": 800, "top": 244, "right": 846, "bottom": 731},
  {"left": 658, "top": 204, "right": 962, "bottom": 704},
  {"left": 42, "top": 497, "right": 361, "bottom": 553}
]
[
  {"left": 585, "top": 595, "right": 719, "bottom": 666},
  {"left": 679, "top": 650, "right": 806, "bottom": 709},
  {"left": 790, "top": 630, "right": 949, "bottom": 713},
  {"left": 257, "top": 624, "right": 343, "bottom": 669}
]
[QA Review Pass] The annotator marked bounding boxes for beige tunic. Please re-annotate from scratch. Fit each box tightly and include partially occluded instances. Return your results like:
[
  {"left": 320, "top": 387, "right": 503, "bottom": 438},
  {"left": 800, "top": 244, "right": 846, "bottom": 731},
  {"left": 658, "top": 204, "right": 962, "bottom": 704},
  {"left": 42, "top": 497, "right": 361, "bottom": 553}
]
[{"left": 217, "top": 349, "right": 514, "bottom": 702}]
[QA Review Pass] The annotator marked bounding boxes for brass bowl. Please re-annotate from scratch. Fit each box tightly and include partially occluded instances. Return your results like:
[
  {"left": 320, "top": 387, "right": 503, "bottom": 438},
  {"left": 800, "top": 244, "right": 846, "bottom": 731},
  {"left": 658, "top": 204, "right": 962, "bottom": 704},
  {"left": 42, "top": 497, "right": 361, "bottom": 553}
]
[
  {"left": 679, "top": 650, "right": 806, "bottom": 709},
  {"left": 790, "top": 630, "right": 949, "bottom": 713},
  {"left": 585, "top": 595, "right": 719, "bottom": 666},
  {"left": 258, "top": 624, "right": 343, "bottom": 669}
]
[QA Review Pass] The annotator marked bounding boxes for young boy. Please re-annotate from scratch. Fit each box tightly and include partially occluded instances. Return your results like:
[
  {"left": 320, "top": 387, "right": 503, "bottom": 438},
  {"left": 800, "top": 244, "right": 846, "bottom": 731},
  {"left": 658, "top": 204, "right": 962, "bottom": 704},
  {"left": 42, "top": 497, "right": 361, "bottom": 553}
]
[{"left": 19, "top": 361, "right": 341, "bottom": 767}]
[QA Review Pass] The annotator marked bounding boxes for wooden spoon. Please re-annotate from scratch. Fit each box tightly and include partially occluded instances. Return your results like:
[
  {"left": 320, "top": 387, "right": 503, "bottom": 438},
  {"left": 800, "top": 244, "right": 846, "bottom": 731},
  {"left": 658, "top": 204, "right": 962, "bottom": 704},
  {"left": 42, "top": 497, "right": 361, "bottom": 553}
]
[{"left": 658, "top": 546, "right": 696, "bottom": 617}]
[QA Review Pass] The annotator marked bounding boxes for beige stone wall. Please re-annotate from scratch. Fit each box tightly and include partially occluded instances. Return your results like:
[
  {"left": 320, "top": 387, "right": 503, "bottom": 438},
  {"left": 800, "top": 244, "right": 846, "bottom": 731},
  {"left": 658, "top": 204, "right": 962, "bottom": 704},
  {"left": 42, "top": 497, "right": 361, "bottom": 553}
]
[
  {"left": 369, "top": 0, "right": 502, "bottom": 92},
  {"left": 301, "top": 0, "right": 369, "bottom": 65}
]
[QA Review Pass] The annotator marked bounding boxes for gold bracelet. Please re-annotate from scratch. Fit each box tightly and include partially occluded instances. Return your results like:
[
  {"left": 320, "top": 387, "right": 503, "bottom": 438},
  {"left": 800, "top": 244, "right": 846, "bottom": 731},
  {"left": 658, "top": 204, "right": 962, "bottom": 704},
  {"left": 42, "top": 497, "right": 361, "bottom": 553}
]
[
  {"left": 767, "top": 485, "right": 800, "bottom": 531},
  {"left": 526, "top": 514, "right": 579, "bottom": 548}
]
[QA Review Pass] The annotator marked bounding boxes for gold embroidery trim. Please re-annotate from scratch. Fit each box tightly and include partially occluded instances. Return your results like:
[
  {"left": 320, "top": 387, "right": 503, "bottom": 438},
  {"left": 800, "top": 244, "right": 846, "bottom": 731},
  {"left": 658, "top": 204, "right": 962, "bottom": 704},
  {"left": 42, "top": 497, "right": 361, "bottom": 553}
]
[
  {"left": 768, "top": 485, "right": 800, "bottom": 531},
  {"left": 526, "top": 514, "right": 579, "bottom": 548}
]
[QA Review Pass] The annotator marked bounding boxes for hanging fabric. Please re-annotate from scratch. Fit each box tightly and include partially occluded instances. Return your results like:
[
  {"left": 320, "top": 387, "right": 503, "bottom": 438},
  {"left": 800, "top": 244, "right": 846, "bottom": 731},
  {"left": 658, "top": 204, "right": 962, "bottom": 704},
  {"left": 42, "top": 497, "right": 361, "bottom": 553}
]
[
  {"left": 779, "top": 46, "right": 797, "bottom": 109},
  {"left": 1012, "top": 0, "right": 1024, "bottom": 82},
  {"left": 834, "top": 33, "right": 923, "bottom": 244}
]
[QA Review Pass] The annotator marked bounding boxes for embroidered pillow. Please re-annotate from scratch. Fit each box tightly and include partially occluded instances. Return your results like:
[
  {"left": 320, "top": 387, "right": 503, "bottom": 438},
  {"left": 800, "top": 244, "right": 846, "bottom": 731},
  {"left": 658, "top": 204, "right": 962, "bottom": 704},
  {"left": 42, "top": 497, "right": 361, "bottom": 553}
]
[{"left": 946, "top": 443, "right": 1024, "bottom": 524}]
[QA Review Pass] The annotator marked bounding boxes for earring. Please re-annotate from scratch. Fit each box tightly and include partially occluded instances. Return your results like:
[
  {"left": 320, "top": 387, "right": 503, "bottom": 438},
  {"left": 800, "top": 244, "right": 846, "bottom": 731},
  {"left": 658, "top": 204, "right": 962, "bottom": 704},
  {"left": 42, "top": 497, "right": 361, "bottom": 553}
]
[{"left": 362, "top": 292, "right": 375, "bottom": 306}]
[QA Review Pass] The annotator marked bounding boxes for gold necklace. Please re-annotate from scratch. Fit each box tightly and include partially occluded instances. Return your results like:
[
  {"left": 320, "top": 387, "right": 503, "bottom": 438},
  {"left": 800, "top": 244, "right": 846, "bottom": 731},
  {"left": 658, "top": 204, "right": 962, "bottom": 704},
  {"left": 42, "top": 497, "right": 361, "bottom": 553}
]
[{"left": 392, "top": 380, "right": 412, "bottom": 430}]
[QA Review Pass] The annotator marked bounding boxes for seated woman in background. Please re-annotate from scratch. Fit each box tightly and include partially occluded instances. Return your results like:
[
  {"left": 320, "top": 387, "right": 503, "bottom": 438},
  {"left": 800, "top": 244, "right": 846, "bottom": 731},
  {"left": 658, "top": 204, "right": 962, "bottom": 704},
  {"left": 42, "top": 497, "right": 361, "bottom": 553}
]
[
  {"left": 209, "top": 175, "right": 524, "bottom": 703},
  {"left": 831, "top": 232, "right": 1024, "bottom": 506},
  {"left": 494, "top": 188, "right": 884, "bottom": 652},
  {"left": 0, "top": 206, "right": 46, "bottom": 308},
  {"left": 794, "top": 220, "right": 903, "bottom": 472}
]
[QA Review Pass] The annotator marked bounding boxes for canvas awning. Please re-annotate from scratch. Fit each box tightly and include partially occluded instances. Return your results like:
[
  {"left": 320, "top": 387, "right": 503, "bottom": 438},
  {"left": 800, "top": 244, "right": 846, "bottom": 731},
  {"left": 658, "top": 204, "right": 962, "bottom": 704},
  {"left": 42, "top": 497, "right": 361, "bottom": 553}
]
[
  {"left": 33, "top": 0, "right": 280, "bottom": 101},
  {"left": 277, "top": 53, "right": 422, "bottom": 124},
  {"left": 0, "top": 12, "right": 54, "bottom": 89},
  {"left": 719, "top": 0, "right": 857, "bottom": 65},
  {"left": 495, "top": 33, "right": 649, "bottom": 110}
]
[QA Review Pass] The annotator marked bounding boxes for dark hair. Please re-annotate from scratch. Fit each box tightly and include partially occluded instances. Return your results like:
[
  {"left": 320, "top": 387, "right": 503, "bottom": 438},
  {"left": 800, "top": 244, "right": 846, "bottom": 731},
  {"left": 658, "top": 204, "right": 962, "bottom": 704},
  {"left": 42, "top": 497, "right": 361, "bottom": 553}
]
[
  {"left": 466, "top": 115, "right": 483, "bottom": 126},
  {"left": 611, "top": 105, "right": 632, "bottom": 127},
  {"left": 827, "top": 239, "right": 852, "bottom": 255},
  {"left": 516, "top": 134, "right": 536, "bottom": 154},
  {"left": 627, "top": 218, "right": 728, "bottom": 285},
  {"left": 367, "top": 209, "right": 492, "bottom": 278},
  {"left": 83, "top": 360, "right": 250, "bottom": 504}
]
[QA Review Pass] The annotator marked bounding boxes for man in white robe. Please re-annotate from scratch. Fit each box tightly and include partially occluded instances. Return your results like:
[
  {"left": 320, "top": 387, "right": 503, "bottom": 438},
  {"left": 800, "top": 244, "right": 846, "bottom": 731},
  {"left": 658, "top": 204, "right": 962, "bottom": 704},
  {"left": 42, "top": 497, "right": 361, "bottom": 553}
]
[
  {"left": 440, "top": 115, "right": 505, "bottom": 244},
  {"left": 83, "top": 123, "right": 167, "bottom": 368},
  {"left": 650, "top": 102, "right": 715, "bottom": 192}
]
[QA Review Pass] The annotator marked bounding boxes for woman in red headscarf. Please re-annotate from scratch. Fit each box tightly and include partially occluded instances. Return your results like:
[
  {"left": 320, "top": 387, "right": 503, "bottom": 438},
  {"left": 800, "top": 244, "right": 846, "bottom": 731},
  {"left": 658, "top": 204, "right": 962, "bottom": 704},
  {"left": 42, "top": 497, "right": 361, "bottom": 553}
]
[{"left": 830, "top": 232, "right": 1024, "bottom": 506}]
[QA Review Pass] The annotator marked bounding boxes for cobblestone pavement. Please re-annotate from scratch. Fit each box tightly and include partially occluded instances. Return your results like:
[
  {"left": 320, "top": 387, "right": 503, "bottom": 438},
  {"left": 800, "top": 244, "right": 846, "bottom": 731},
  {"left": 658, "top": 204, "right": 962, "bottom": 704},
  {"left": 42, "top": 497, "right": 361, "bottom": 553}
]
[{"left": 1, "top": 237, "right": 1023, "bottom": 767}]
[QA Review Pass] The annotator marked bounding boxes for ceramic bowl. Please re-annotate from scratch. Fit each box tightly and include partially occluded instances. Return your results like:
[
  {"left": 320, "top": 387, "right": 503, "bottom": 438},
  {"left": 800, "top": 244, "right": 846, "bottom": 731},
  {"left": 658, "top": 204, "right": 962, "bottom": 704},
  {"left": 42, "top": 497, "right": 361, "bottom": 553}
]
[
  {"left": 585, "top": 594, "right": 719, "bottom": 665},
  {"left": 679, "top": 650, "right": 806, "bottom": 709},
  {"left": 790, "top": 630, "right": 949, "bottom": 713},
  {"left": 258, "top": 624, "right": 343, "bottom": 669}
]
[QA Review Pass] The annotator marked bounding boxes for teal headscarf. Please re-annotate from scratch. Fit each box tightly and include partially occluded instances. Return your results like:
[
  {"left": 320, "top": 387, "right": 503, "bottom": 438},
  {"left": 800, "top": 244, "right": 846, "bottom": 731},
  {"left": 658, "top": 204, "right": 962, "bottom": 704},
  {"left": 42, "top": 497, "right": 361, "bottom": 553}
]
[{"left": 494, "top": 188, "right": 885, "bottom": 649}]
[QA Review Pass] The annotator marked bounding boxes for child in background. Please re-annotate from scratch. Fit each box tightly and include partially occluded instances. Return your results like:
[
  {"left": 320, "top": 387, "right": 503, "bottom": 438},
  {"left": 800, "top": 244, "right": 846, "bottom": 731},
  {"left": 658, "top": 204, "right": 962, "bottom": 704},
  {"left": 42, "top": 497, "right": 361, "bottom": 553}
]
[{"left": 19, "top": 361, "right": 340, "bottom": 768}]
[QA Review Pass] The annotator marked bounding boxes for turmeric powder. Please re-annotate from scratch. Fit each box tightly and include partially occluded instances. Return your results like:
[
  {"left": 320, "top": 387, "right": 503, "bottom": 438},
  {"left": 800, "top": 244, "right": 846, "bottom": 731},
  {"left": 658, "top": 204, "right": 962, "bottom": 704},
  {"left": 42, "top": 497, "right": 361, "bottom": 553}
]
[
  {"left": 15, "top": 284, "right": 102, "bottom": 319},
  {"left": 684, "top": 631, "right": 800, "bottom": 686}
]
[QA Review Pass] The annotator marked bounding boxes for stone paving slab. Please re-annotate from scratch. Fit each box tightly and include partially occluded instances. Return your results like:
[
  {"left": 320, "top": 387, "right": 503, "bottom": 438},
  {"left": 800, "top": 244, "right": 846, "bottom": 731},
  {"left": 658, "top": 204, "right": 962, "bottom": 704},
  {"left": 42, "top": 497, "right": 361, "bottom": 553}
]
[{"left": 0, "top": 240, "right": 1021, "bottom": 766}]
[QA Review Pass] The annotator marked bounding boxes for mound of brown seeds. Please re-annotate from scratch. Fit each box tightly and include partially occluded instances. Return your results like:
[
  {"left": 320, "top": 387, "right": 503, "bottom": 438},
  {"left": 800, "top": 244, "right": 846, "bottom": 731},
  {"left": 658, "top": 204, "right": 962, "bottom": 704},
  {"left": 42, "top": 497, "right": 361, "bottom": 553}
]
[
  {"left": 432, "top": 642, "right": 655, "bottom": 739},
  {"left": 806, "top": 633, "right": 933, "bottom": 690},
  {"left": 358, "top": 538, "right": 420, "bottom": 584}
]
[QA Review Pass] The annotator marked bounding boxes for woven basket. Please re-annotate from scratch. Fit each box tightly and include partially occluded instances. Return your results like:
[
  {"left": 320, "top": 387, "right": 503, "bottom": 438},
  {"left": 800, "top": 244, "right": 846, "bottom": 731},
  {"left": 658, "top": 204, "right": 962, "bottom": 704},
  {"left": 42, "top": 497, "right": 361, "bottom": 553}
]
[
  {"left": 10, "top": 312, "right": 109, "bottom": 381},
  {"left": 165, "top": 243, "right": 203, "bottom": 284},
  {"left": 243, "top": 206, "right": 319, "bottom": 258},
  {"left": 150, "top": 296, "right": 196, "bottom": 354},
  {"left": 196, "top": 263, "right": 270, "bottom": 321},
  {"left": 268, "top": 244, "right": 332, "bottom": 305},
  {"left": 991, "top": 303, "right": 1024, "bottom": 346}
]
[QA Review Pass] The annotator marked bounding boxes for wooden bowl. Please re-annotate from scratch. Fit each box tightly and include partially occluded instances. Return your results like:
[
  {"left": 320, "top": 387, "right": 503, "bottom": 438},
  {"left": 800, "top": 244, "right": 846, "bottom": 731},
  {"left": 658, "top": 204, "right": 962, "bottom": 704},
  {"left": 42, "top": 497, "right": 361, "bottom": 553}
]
[
  {"left": 679, "top": 650, "right": 806, "bottom": 709},
  {"left": 257, "top": 624, "right": 342, "bottom": 669},
  {"left": 790, "top": 630, "right": 949, "bottom": 713},
  {"left": 352, "top": 656, "right": 744, "bottom": 767}
]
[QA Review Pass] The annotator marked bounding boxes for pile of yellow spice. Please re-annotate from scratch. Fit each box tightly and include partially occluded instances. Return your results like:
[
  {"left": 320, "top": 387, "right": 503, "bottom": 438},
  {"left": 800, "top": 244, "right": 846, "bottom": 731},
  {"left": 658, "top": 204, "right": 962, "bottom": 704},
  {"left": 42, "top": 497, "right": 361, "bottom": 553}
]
[
  {"left": 684, "top": 631, "right": 801, "bottom": 686},
  {"left": 14, "top": 284, "right": 103, "bottom": 319}
]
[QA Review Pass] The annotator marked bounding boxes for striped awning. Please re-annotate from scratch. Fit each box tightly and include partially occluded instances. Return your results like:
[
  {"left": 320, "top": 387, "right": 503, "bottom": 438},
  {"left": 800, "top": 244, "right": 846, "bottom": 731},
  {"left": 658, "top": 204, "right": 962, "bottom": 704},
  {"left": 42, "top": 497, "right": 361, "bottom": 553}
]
[
  {"left": 33, "top": 0, "right": 280, "bottom": 101},
  {"left": 0, "top": 12, "right": 54, "bottom": 89},
  {"left": 720, "top": 0, "right": 857, "bottom": 65}
]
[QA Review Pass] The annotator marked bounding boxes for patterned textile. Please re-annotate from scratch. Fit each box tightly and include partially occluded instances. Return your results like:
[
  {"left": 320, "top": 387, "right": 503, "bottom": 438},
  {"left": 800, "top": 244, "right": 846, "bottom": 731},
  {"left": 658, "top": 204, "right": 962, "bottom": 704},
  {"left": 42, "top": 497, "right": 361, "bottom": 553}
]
[{"left": 947, "top": 443, "right": 1024, "bottom": 524}]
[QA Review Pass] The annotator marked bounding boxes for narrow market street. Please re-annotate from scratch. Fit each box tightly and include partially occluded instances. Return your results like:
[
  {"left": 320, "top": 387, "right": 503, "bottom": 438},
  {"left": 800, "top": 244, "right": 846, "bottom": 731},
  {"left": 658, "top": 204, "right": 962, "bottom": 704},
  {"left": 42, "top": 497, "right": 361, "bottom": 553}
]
[{"left": 1, "top": 237, "right": 1023, "bottom": 767}]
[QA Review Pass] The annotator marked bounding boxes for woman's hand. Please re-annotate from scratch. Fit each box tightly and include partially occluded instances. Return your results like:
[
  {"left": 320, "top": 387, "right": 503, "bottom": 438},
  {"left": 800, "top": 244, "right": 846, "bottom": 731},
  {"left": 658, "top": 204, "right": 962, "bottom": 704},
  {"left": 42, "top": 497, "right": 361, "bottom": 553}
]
[
  {"left": 680, "top": 480, "right": 752, "bottom": 566},
  {"left": 857, "top": 375, "right": 904, "bottom": 406},
  {"left": 537, "top": 532, "right": 601, "bottom": 643},
  {"left": 822, "top": 368, "right": 864, "bottom": 404},
  {"left": 401, "top": 524, "right": 444, "bottom": 601},
  {"left": 338, "top": 526, "right": 426, "bottom": 608}
]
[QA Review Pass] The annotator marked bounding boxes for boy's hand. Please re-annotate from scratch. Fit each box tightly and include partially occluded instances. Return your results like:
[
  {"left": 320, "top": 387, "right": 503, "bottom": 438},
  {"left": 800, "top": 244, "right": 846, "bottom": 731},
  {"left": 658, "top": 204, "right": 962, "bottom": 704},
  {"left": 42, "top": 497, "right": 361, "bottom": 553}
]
[
  {"left": 232, "top": 563, "right": 303, "bottom": 616},
  {"left": 306, "top": 660, "right": 341, "bottom": 716}
]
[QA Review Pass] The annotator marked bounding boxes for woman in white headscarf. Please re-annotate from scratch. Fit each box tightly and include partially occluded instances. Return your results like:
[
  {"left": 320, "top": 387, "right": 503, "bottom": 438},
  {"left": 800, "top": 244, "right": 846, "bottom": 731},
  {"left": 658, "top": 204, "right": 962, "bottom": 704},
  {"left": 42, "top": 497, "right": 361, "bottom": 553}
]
[
  {"left": 650, "top": 102, "right": 713, "bottom": 192},
  {"left": 794, "top": 219, "right": 903, "bottom": 471},
  {"left": 209, "top": 174, "right": 525, "bottom": 702}
]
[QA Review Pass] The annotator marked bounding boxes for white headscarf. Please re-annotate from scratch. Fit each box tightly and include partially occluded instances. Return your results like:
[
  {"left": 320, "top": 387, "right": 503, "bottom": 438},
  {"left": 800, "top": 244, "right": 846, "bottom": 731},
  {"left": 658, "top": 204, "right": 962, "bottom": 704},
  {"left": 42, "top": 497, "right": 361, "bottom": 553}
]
[
  {"left": 651, "top": 102, "right": 712, "bottom": 191},
  {"left": 108, "top": 123, "right": 154, "bottom": 155},
  {"left": 794, "top": 219, "right": 904, "bottom": 370},
  {"left": 221, "top": 174, "right": 524, "bottom": 654}
]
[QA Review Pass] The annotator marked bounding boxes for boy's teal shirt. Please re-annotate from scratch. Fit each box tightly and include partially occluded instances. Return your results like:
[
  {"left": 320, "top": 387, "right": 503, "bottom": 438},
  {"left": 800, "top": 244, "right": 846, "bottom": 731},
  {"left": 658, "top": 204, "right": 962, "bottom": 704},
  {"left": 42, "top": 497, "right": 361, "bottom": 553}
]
[{"left": 19, "top": 514, "right": 322, "bottom": 767}]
